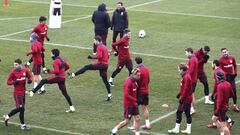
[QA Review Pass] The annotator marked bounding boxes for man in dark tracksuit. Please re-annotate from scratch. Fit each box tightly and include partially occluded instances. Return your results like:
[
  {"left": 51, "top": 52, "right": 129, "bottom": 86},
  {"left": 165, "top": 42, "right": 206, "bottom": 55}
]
[
  {"left": 92, "top": 3, "right": 111, "bottom": 54},
  {"left": 111, "top": 2, "right": 128, "bottom": 43}
]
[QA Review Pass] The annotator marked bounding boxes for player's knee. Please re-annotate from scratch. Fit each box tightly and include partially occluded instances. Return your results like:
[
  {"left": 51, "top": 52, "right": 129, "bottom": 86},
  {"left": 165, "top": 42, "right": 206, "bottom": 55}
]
[
  {"left": 84, "top": 64, "right": 92, "bottom": 70},
  {"left": 134, "top": 115, "right": 140, "bottom": 122},
  {"left": 41, "top": 79, "right": 48, "bottom": 83},
  {"left": 221, "top": 124, "right": 230, "bottom": 135}
]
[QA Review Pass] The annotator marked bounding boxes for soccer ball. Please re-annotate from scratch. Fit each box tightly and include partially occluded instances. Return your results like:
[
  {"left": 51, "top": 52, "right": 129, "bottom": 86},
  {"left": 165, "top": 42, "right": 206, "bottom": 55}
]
[{"left": 138, "top": 30, "right": 146, "bottom": 38}]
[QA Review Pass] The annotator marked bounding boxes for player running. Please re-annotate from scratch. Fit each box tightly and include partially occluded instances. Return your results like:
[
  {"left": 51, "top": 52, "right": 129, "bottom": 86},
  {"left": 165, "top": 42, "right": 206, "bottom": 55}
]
[{"left": 3, "top": 59, "right": 32, "bottom": 130}]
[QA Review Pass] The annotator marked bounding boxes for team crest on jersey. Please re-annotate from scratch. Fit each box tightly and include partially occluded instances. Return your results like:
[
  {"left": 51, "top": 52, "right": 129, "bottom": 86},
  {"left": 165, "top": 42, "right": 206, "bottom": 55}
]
[
  {"left": 133, "top": 89, "right": 137, "bottom": 91},
  {"left": 230, "top": 60, "right": 232, "bottom": 63},
  {"left": 23, "top": 73, "right": 26, "bottom": 76}
]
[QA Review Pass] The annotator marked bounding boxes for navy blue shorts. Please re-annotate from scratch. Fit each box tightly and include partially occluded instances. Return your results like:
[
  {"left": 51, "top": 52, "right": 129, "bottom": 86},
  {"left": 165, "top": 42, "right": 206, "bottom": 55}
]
[{"left": 124, "top": 106, "right": 139, "bottom": 119}]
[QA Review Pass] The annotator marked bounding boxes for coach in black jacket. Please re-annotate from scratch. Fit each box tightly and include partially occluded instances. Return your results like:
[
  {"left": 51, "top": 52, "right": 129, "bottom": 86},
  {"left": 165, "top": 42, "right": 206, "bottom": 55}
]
[
  {"left": 111, "top": 2, "right": 128, "bottom": 43},
  {"left": 92, "top": 3, "right": 111, "bottom": 53}
]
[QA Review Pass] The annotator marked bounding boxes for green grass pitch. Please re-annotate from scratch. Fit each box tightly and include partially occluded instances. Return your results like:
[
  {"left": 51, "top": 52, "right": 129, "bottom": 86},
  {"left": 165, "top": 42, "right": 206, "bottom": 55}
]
[{"left": 0, "top": 0, "right": 239, "bottom": 135}]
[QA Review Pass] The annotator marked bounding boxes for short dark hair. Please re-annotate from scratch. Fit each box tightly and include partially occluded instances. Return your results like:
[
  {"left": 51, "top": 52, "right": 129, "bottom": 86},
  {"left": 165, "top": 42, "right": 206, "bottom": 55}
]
[
  {"left": 117, "top": 2, "right": 123, "bottom": 6},
  {"left": 51, "top": 49, "right": 60, "bottom": 57},
  {"left": 203, "top": 46, "right": 210, "bottom": 52},
  {"left": 14, "top": 59, "right": 22, "bottom": 64},
  {"left": 221, "top": 48, "right": 227, "bottom": 52},
  {"left": 135, "top": 57, "right": 142, "bottom": 64},
  {"left": 39, "top": 16, "right": 47, "bottom": 22},
  {"left": 213, "top": 60, "right": 220, "bottom": 67},
  {"left": 124, "top": 29, "right": 130, "bottom": 33},
  {"left": 216, "top": 71, "right": 225, "bottom": 81},
  {"left": 185, "top": 48, "right": 193, "bottom": 53},
  {"left": 178, "top": 64, "right": 188, "bottom": 71},
  {"left": 94, "top": 36, "right": 102, "bottom": 42}
]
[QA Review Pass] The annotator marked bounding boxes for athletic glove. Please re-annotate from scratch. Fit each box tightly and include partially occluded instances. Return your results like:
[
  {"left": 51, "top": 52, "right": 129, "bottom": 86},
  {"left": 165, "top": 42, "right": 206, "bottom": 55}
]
[
  {"left": 27, "top": 80, "right": 32, "bottom": 84},
  {"left": 203, "top": 54, "right": 209, "bottom": 61},
  {"left": 176, "top": 93, "right": 180, "bottom": 99},
  {"left": 214, "top": 112, "right": 219, "bottom": 117},
  {"left": 227, "top": 74, "right": 237, "bottom": 81},
  {"left": 46, "top": 37, "right": 50, "bottom": 41},
  {"left": 211, "top": 95, "right": 215, "bottom": 101},
  {"left": 179, "top": 99, "right": 183, "bottom": 104},
  {"left": 87, "top": 55, "right": 93, "bottom": 59}
]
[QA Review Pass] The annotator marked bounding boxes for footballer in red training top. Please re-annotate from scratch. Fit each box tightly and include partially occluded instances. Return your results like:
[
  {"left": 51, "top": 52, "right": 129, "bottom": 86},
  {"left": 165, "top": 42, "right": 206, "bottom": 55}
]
[
  {"left": 69, "top": 36, "right": 112, "bottom": 101},
  {"left": 26, "top": 16, "right": 50, "bottom": 71},
  {"left": 29, "top": 49, "right": 75, "bottom": 113},
  {"left": 135, "top": 57, "right": 151, "bottom": 129},
  {"left": 3, "top": 59, "right": 32, "bottom": 131},
  {"left": 194, "top": 46, "right": 213, "bottom": 104},
  {"left": 111, "top": 69, "right": 141, "bottom": 135},
  {"left": 212, "top": 72, "right": 233, "bottom": 135},
  {"left": 185, "top": 47, "right": 198, "bottom": 114},
  {"left": 207, "top": 60, "right": 234, "bottom": 129},
  {"left": 168, "top": 64, "right": 192, "bottom": 134},
  {"left": 108, "top": 29, "right": 133, "bottom": 86},
  {"left": 26, "top": 32, "right": 45, "bottom": 94},
  {"left": 218, "top": 48, "right": 239, "bottom": 112}
]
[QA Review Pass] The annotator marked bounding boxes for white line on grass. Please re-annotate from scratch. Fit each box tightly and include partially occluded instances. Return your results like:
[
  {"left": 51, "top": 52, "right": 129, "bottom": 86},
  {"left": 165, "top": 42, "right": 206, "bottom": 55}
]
[
  {"left": 13, "top": 0, "right": 98, "bottom": 9},
  {"left": 141, "top": 130, "right": 167, "bottom": 135},
  {"left": 13, "top": 0, "right": 240, "bottom": 21},
  {"left": 0, "top": 16, "right": 37, "bottom": 21},
  {"left": 0, "top": 0, "right": 165, "bottom": 38},
  {"left": 0, "top": 121, "right": 90, "bottom": 135},
  {"left": 0, "top": 15, "right": 90, "bottom": 21},
  {"left": 1, "top": 37, "right": 240, "bottom": 66},
  {"left": 126, "top": 0, "right": 165, "bottom": 9},
  {"left": 128, "top": 9, "right": 240, "bottom": 20},
  {"left": 0, "top": 15, "right": 92, "bottom": 38},
  {"left": 0, "top": 39, "right": 239, "bottom": 135},
  {"left": 143, "top": 81, "right": 240, "bottom": 135},
  {"left": 0, "top": 37, "right": 188, "bottom": 61}
]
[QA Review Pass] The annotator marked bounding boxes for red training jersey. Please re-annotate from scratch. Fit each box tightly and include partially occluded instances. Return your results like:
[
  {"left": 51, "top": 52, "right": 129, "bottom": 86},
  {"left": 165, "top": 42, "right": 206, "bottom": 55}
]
[
  {"left": 31, "top": 23, "right": 48, "bottom": 44},
  {"left": 26, "top": 41, "right": 43, "bottom": 64},
  {"left": 194, "top": 48, "right": 207, "bottom": 73},
  {"left": 112, "top": 37, "right": 131, "bottom": 62},
  {"left": 219, "top": 55, "right": 238, "bottom": 75},
  {"left": 7, "top": 68, "right": 32, "bottom": 95},
  {"left": 137, "top": 65, "right": 150, "bottom": 94},
  {"left": 92, "top": 44, "right": 109, "bottom": 65},
  {"left": 123, "top": 77, "right": 138, "bottom": 107},
  {"left": 48, "top": 57, "right": 70, "bottom": 78},
  {"left": 215, "top": 81, "right": 233, "bottom": 113},
  {"left": 177, "top": 72, "right": 193, "bottom": 104},
  {"left": 212, "top": 67, "right": 225, "bottom": 97},
  {"left": 187, "top": 55, "right": 198, "bottom": 83}
]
